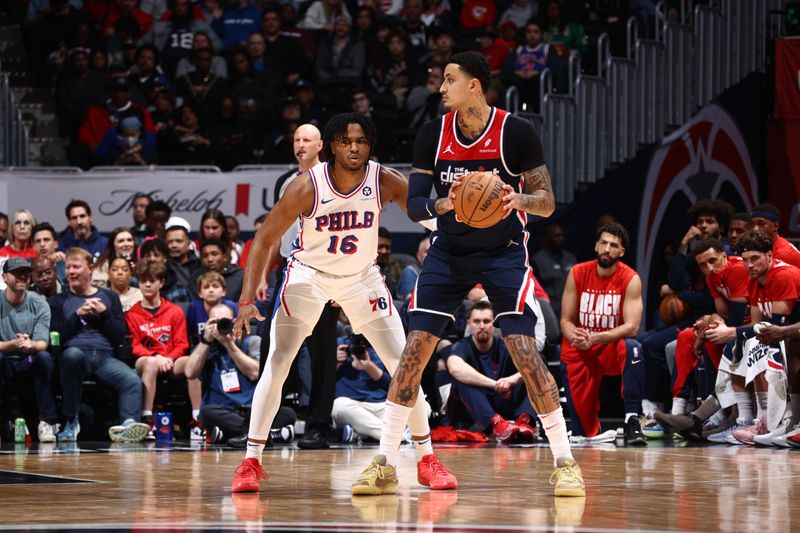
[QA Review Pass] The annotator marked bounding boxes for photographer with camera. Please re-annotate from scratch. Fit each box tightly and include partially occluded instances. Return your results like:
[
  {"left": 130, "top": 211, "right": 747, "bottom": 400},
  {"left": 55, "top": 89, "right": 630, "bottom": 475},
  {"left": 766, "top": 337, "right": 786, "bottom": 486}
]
[
  {"left": 332, "top": 333, "right": 429, "bottom": 443},
  {"left": 185, "top": 304, "right": 295, "bottom": 444}
]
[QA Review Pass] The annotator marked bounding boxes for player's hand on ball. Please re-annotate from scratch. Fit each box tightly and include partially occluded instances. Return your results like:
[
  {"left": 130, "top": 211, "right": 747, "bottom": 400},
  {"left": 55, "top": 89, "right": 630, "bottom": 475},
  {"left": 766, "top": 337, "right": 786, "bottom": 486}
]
[
  {"left": 443, "top": 175, "right": 464, "bottom": 212},
  {"left": 500, "top": 184, "right": 520, "bottom": 219},
  {"left": 234, "top": 304, "right": 265, "bottom": 340}
]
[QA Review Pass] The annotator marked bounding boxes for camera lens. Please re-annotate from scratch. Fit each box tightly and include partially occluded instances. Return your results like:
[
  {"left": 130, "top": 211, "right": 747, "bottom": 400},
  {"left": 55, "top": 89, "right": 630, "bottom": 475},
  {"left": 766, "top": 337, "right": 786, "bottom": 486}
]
[{"left": 216, "top": 317, "right": 234, "bottom": 335}]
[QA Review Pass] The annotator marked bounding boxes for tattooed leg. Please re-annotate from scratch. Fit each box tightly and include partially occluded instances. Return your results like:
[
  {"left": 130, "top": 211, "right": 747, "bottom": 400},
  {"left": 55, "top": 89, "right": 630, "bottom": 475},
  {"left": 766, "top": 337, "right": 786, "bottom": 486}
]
[
  {"left": 504, "top": 333, "right": 561, "bottom": 414},
  {"left": 387, "top": 330, "right": 440, "bottom": 407}
]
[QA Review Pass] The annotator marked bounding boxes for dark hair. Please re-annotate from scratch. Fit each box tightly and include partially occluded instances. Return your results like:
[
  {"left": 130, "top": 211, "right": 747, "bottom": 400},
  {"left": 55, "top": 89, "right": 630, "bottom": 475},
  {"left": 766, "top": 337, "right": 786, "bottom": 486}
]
[
  {"left": 200, "top": 237, "right": 228, "bottom": 254},
  {"left": 140, "top": 238, "right": 169, "bottom": 258},
  {"left": 322, "top": 112, "right": 377, "bottom": 164},
  {"left": 165, "top": 225, "right": 189, "bottom": 237},
  {"left": 468, "top": 299, "right": 494, "bottom": 318},
  {"left": 146, "top": 200, "right": 172, "bottom": 217},
  {"left": 378, "top": 226, "right": 392, "bottom": 239},
  {"left": 98, "top": 227, "right": 138, "bottom": 269},
  {"left": 200, "top": 208, "right": 230, "bottom": 244},
  {"left": 254, "top": 212, "right": 269, "bottom": 225},
  {"left": 136, "top": 258, "right": 167, "bottom": 281},
  {"left": 225, "top": 215, "right": 240, "bottom": 231},
  {"left": 736, "top": 231, "right": 773, "bottom": 254},
  {"left": 687, "top": 199, "right": 732, "bottom": 230},
  {"left": 448, "top": 51, "right": 491, "bottom": 93},
  {"left": 135, "top": 44, "right": 159, "bottom": 62},
  {"left": 694, "top": 237, "right": 726, "bottom": 256},
  {"left": 595, "top": 222, "right": 629, "bottom": 249},
  {"left": 133, "top": 193, "right": 153, "bottom": 204},
  {"left": 0, "top": 211, "right": 7, "bottom": 221},
  {"left": 65, "top": 199, "right": 91, "bottom": 219},
  {"left": 31, "top": 222, "right": 57, "bottom": 241},
  {"left": 731, "top": 211, "right": 752, "bottom": 223}
]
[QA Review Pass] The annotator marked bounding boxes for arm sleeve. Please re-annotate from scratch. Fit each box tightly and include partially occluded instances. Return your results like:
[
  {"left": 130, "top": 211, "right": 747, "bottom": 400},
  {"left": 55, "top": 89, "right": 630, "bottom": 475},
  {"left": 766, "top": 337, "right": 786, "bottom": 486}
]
[
  {"left": 411, "top": 120, "right": 439, "bottom": 171},
  {"left": 503, "top": 117, "right": 545, "bottom": 175},
  {"left": 407, "top": 121, "right": 442, "bottom": 222},
  {"left": 32, "top": 298, "right": 51, "bottom": 343},
  {"left": 125, "top": 312, "right": 153, "bottom": 357},
  {"left": 102, "top": 292, "right": 128, "bottom": 347},
  {"left": 727, "top": 301, "right": 748, "bottom": 327},
  {"left": 166, "top": 307, "right": 190, "bottom": 359}
]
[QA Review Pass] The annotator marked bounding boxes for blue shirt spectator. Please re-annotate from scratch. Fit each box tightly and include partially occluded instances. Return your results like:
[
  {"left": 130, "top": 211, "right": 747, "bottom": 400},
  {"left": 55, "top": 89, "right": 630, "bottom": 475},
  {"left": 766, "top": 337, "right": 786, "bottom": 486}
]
[{"left": 211, "top": 0, "right": 261, "bottom": 47}]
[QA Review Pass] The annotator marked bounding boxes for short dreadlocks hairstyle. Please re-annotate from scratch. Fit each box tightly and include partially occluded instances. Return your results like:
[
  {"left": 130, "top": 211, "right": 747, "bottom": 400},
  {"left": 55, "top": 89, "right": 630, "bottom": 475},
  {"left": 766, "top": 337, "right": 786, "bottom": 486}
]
[{"left": 322, "top": 112, "right": 376, "bottom": 164}]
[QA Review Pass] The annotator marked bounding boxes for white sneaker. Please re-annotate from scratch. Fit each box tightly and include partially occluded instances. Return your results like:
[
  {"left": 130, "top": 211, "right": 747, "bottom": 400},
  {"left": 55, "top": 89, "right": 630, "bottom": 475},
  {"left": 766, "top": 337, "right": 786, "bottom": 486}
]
[
  {"left": 37, "top": 421, "right": 56, "bottom": 443},
  {"left": 569, "top": 429, "right": 618, "bottom": 444},
  {"left": 778, "top": 423, "right": 800, "bottom": 447},
  {"left": 753, "top": 418, "right": 790, "bottom": 447}
]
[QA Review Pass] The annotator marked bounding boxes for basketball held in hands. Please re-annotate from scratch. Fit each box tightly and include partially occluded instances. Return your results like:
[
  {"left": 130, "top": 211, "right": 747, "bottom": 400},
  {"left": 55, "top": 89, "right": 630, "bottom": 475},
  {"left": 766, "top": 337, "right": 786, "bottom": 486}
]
[{"left": 453, "top": 172, "right": 506, "bottom": 229}]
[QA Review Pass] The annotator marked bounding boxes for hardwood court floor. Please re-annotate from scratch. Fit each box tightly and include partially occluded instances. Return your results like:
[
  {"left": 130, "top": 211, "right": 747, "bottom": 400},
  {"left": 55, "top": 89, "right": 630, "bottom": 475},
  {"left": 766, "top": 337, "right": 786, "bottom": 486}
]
[{"left": 0, "top": 440, "right": 798, "bottom": 532}]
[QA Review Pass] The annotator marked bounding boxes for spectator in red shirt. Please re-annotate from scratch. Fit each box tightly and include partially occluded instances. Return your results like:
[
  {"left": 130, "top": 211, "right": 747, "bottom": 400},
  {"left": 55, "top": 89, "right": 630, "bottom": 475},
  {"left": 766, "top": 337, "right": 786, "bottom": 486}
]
[
  {"left": 477, "top": 27, "right": 510, "bottom": 74},
  {"left": 102, "top": 0, "right": 153, "bottom": 38},
  {"left": 460, "top": 0, "right": 496, "bottom": 32},
  {"left": 78, "top": 76, "right": 155, "bottom": 151},
  {"left": 124, "top": 259, "right": 201, "bottom": 433},
  {"left": 0, "top": 210, "right": 38, "bottom": 261}
]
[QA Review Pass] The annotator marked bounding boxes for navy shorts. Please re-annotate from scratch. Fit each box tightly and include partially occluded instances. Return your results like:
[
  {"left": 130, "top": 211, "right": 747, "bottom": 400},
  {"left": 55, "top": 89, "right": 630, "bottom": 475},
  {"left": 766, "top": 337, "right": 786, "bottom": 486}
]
[{"left": 408, "top": 233, "right": 539, "bottom": 338}]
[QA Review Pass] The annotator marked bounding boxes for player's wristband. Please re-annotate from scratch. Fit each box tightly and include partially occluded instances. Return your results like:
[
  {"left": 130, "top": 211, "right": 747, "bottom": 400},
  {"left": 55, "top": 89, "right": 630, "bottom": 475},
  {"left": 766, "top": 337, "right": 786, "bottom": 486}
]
[{"left": 239, "top": 300, "right": 254, "bottom": 307}]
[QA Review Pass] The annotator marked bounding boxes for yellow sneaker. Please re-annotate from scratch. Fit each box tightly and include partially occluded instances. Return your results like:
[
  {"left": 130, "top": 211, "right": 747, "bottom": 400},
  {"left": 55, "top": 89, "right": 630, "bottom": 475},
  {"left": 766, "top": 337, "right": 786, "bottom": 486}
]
[
  {"left": 550, "top": 457, "right": 585, "bottom": 497},
  {"left": 352, "top": 455, "right": 399, "bottom": 496}
]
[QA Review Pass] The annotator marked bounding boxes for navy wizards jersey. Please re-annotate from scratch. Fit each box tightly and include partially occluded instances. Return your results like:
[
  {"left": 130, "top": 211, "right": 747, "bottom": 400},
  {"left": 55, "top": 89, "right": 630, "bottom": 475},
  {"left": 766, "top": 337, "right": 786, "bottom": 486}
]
[{"left": 414, "top": 107, "right": 545, "bottom": 254}]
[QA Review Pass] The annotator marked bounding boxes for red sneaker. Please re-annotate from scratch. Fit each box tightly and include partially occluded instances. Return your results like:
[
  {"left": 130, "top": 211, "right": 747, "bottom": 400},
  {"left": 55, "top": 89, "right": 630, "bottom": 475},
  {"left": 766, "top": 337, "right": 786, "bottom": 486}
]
[
  {"left": 515, "top": 414, "right": 538, "bottom": 442},
  {"left": 417, "top": 454, "right": 458, "bottom": 490},
  {"left": 232, "top": 458, "right": 269, "bottom": 493},
  {"left": 491, "top": 414, "right": 518, "bottom": 443}
]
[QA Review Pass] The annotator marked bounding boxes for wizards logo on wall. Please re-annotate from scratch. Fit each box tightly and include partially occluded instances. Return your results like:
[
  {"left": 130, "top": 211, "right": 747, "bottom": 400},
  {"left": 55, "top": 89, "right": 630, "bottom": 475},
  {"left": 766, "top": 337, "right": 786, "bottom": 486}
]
[{"left": 635, "top": 104, "right": 759, "bottom": 318}]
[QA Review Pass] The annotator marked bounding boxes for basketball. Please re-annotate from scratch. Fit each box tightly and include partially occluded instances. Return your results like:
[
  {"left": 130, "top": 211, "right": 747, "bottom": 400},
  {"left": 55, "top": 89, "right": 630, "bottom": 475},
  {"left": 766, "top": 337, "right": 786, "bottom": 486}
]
[
  {"left": 659, "top": 294, "right": 691, "bottom": 326},
  {"left": 453, "top": 172, "right": 507, "bottom": 228}
]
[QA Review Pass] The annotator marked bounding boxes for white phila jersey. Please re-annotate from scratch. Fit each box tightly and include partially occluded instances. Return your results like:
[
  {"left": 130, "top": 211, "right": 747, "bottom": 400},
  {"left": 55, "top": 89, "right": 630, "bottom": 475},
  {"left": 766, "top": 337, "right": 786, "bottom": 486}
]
[{"left": 290, "top": 160, "right": 383, "bottom": 275}]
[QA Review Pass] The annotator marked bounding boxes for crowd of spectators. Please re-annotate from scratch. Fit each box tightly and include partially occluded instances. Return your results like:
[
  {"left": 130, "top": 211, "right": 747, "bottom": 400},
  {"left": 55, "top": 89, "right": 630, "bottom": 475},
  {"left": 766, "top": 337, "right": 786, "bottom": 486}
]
[{"left": 12, "top": 0, "right": 666, "bottom": 169}]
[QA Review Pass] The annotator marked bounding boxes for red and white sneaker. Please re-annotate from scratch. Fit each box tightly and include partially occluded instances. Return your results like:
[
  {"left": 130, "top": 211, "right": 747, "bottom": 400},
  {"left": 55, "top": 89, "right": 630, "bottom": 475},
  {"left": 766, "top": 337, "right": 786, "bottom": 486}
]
[
  {"left": 732, "top": 417, "right": 767, "bottom": 445},
  {"left": 515, "top": 414, "right": 538, "bottom": 442},
  {"left": 491, "top": 414, "right": 519, "bottom": 443},
  {"left": 417, "top": 454, "right": 458, "bottom": 490},
  {"left": 232, "top": 458, "right": 269, "bottom": 493}
]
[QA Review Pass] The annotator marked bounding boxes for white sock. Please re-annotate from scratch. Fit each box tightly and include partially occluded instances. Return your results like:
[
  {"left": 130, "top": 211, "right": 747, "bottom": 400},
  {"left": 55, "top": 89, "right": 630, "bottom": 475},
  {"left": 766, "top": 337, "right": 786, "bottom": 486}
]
[
  {"left": 789, "top": 394, "right": 800, "bottom": 426},
  {"left": 192, "top": 409, "right": 200, "bottom": 420},
  {"left": 624, "top": 412, "right": 638, "bottom": 423},
  {"left": 671, "top": 398, "right": 687, "bottom": 415},
  {"left": 708, "top": 409, "right": 727, "bottom": 426},
  {"left": 412, "top": 435, "right": 433, "bottom": 461},
  {"left": 642, "top": 399, "right": 661, "bottom": 418},
  {"left": 244, "top": 438, "right": 265, "bottom": 462},
  {"left": 756, "top": 391, "right": 768, "bottom": 419},
  {"left": 539, "top": 407, "right": 572, "bottom": 466},
  {"left": 379, "top": 401, "right": 412, "bottom": 466},
  {"left": 734, "top": 392, "right": 753, "bottom": 421},
  {"left": 142, "top": 410, "right": 152, "bottom": 418}
]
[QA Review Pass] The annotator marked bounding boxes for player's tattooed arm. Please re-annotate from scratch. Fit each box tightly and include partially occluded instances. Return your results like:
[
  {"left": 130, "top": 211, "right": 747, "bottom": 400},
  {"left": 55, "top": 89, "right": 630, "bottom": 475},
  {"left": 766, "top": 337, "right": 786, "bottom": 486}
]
[
  {"left": 388, "top": 330, "right": 439, "bottom": 406},
  {"left": 502, "top": 164, "right": 556, "bottom": 218},
  {"left": 504, "top": 334, "right": 561, "bottom": 413}
]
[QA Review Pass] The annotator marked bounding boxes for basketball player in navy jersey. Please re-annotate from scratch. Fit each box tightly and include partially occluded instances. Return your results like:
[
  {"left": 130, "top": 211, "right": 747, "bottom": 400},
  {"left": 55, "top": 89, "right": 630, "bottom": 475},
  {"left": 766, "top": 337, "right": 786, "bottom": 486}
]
[
  {"left": 353, "top": 51, "right": 585, "bottom": 497},
  {"left": 229, "top": 113, "right": 452, "bottom": 494}
]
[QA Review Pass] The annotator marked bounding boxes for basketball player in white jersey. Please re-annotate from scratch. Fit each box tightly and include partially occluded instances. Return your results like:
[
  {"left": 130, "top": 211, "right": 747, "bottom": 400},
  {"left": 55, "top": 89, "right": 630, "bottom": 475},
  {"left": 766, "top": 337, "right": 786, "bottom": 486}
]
[{"left": 230, "top": 113, "right": 455, "bottom": 494}]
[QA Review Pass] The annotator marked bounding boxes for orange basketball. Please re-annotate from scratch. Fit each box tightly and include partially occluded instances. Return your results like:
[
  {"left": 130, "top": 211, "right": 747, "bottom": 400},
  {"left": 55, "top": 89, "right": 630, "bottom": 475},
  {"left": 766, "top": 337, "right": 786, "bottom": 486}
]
[
  {"left": 659, "top": 294, "right": 691, "bottom": 326},
  {"left": 453, "top": 172, "right": 507, "bottom": 229}
]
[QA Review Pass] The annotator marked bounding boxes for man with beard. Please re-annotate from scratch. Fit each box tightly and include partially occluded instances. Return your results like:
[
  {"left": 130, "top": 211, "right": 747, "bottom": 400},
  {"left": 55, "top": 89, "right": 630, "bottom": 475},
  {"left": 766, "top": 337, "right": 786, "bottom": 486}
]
[
  {"left": 130, "top": 193, "right": 152, "bottom": 245},
  {"left": 444, "top": 300, "right": 539, "bottom": 444},
  {"left": 59, "top": 200, "right": 109, "bottom": 261},
  {"left": 559, "top": 223, "right": 646, "bottom": 444}
]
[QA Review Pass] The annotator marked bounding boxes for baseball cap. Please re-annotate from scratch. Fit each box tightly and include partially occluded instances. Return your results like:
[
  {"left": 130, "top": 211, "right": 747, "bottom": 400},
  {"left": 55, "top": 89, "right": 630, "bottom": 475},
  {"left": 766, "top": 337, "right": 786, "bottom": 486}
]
[
  {"left": 3, "top": 257, "right": 33, "bottom": 274},
  {"left": 166, "top": 216, "right": 191, "bottom": 233}
]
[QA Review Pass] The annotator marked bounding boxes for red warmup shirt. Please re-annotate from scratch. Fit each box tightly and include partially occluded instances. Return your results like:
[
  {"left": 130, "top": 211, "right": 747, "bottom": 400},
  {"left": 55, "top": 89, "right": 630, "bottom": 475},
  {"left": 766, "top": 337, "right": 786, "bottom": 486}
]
[
  {"left": 747, "top": 259, "right": 800, "bottom": 319},
  {"left": 772, "top": 235, "right": 800, "bottom": 269},
  {"left": 125, "top": 299, "right": 189, "bottom": 359},
  {"left": 481, "top": 41, "right": 511, "bottom": 72},
  {"left": 706, "top": 256, "right": 750, "bottom": 301},
  {"left": 103, "top": 9, "right": 153, "bottom": 38},
  {"left": 569, "top": 260, "right": 637, "bottom": 332},
  {"left": 0, "top": 245, "right": 37, "bottom": 260}
]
